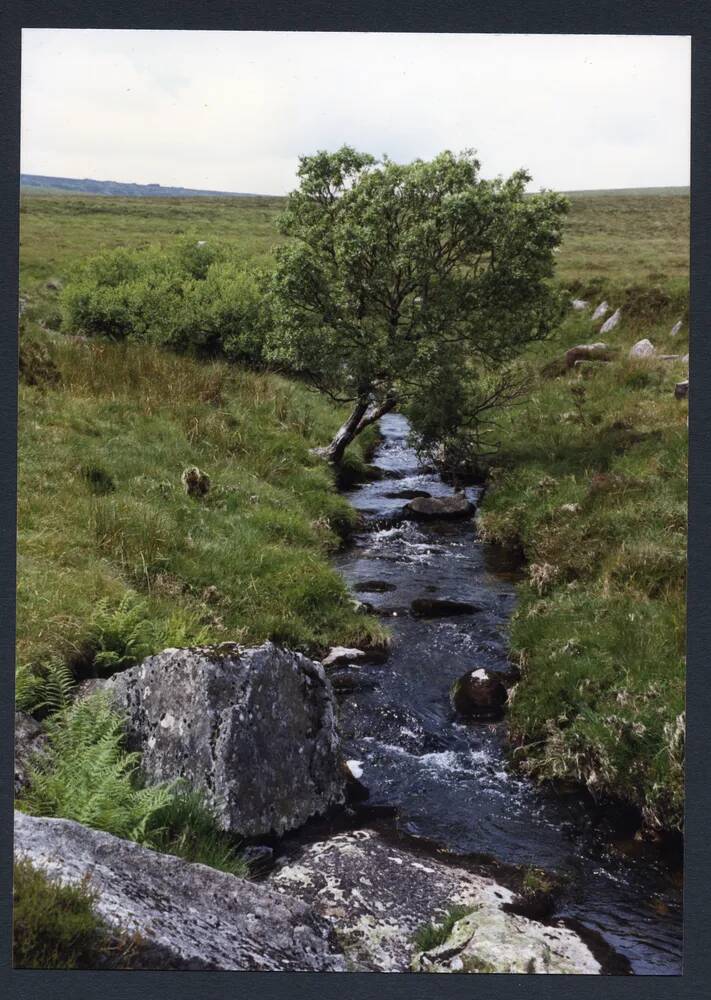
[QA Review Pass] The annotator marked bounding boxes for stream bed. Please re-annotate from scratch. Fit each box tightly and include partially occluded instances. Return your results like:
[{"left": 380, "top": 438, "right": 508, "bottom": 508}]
[{"left": 329, "top": 412, "right": 682, "bottom": 975}]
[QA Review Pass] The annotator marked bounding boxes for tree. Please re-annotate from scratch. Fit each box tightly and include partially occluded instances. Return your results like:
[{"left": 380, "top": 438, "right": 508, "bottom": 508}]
[{"left": 268, "top": 146, "right": 569, "bottom": 464}]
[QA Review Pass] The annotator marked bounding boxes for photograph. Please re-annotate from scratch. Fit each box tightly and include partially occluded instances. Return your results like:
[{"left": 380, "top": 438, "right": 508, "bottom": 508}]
[{"left": 12, "top": 28, "right": 688, "bottom": 975}]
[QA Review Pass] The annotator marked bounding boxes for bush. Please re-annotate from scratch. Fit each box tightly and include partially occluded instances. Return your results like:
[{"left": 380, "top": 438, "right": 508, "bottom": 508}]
[
  {"left": 13, "top": 857, "right": 122, "bottom": 969},
  {"left": 60, "top": 240, "right": 268, "bottom": 366}
]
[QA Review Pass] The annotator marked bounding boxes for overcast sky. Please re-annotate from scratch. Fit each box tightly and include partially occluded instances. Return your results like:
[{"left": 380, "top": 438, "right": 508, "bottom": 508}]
[{"left": 21, "top": 30, "right": 690, "bottom": 194}]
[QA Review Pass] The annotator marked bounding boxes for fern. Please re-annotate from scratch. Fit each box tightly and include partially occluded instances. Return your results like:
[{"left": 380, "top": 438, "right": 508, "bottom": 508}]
[
  {"left": 16, "top": 659, "right": 75, "bottom": 716},
  {"left": 18, "top": 693, "right": 173, "bottom": 840}
]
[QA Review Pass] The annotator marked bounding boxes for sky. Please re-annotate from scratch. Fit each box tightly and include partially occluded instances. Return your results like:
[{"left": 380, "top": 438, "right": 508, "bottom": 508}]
[{"left": 21, "top": 30, "right": 690, "bottom": 195}]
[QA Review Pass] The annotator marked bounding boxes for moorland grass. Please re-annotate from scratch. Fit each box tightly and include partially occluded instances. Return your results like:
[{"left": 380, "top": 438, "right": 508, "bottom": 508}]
[{"left": 478, "top": 301, "right": 687, "bottom": 831}]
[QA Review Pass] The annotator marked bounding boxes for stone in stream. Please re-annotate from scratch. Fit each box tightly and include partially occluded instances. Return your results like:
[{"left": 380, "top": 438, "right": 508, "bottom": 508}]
[
  {"left": 268, "top": 829, "right": 601, "bottom": 974},
  {"left": 451, "top": 668, "right": 509, "bottom": 719},
  {"left": 102, "top": 642, "right": 345, "bottom": 838},
  {"left": 405, "top": 494, "right": 474, "bottom": 520},
  {"left": 629, "top": 338, "right": 656, "bottom": 359},
  {"left": 14, "top": 812, "right": 346, "bottom": 971},
  {"left": 383, "top": 488, "right": 432, "bottom": 500},
  {"left": 354, "top": 579, "right": 397, "bottom": 593},
  {"left": 411, "top": 597, "right": 482, "bottom": 618},
  {"left": 322, "top": 643, "right": 390, "bottom": 667},
  {"left": 599, "top": 308, "right": 621, "bottom": 334}
]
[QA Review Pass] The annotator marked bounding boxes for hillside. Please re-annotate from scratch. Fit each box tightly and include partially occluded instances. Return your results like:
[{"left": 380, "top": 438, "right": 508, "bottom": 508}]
[{"left": 21, "top": 173, "right": 256, "bottom": 198}]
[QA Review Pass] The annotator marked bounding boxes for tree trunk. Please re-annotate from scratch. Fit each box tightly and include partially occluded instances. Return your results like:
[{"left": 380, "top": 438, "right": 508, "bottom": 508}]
[{"left": 321, "top": 396, "right": 398, "bottom": 465}]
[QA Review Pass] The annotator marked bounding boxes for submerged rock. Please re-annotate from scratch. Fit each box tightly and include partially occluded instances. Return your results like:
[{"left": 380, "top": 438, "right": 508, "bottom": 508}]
[
  {"left": 268, "top": 829, "right": 600, "bottom": 974},
  {"left": 450, "top": 668, "right": 508, "bottom": 719},
  {"left": 104, "top": 642, "right": 345, "bottom": 837},
  {"left": 353, "top": 579, "right": 397, "bottom": 593},
  {"left": 383, "top": 489, "right": 432, "bottom": 500},
  {"left": 406, "top": 494, "right": 474, "bottom": 520},
  {"left": 14, "top": 812, "right": 346, "bottom": 971},
  {"left": 412, "top": 903, "right": 601, "bottom": 974},
  {"left": 411, "top": 597, "right": 481, "bottom": 618}
]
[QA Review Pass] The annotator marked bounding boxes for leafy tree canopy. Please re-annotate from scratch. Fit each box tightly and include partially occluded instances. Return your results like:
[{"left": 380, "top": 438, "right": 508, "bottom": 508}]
[{"left": 268, "top": 146, "right": 569, "bottom": 463}]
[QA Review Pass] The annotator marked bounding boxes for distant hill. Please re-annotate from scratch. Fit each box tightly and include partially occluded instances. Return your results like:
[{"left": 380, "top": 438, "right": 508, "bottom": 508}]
[
  {"left": 20, "top": 174, "right": 260, "bottom": 198},
  {"left": 564, "top": 186, "right": 689, "bottom": 198}
]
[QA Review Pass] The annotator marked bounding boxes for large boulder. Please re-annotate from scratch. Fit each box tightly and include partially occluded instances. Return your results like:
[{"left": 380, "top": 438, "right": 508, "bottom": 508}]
[
  {"left": 104, "top": 642, "right": 345, "bottom": 837},
  {"left": 268, "top": 829, "right": 600, "bottom": 974},
  {"left": 450, "top": 668, "right": 508, "bottom": 719},
  {"left": 406, "top": 494, "right": 474, "bottom": 520},
  {"left": 14, "top": 812, "right": 346, "bottom": 971}
]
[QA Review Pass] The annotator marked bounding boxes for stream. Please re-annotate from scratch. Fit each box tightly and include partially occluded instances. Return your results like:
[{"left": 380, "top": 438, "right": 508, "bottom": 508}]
[{"left": 330, "top": 412, "right": 682, "bottom": 975}]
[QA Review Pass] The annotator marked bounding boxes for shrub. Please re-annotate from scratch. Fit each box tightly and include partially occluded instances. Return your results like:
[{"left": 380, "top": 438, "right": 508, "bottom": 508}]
[
  {"left": 413, "top": 904, "right": 474, "bottom": 952},
  {"left": 13, "top": 858, "right": 122, "bottom": 969}
]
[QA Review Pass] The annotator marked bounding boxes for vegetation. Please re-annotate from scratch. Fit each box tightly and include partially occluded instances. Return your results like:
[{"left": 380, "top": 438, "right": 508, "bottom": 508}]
[
  {"left": 17, "top": 691, "right": 249, "bottom": 876},
  {"left": 269, "top": 147, "right": 569, "bottom": 463},
  {"left": 413, "top": 904, "right": 474, "bottom": 952},
  {"left": 478, "top": 294, "right": 687, "bottom": 831},
  {"left": 13, "top": 857, "right": 131, "bottom": 969}
]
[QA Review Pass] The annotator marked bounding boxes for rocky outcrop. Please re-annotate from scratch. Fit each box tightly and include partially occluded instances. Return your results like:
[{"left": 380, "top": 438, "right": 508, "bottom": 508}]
[
  {"left": 268, "top": 829, "right": 600, "bottom": 974},
  {"left": 599, "top": 308, "right": 621, "bottom": 334},
  {"left": 450, "top": 668, "right": 508, "bottom": 719},
  {"left": 564, "top": 343, "right": 611, "bottom": 369},
  {"left": 14, "top": 812, "right": 346, "bottom": 971},
  {"left": 412, "top": 903, "right": 601, "bottom": 974},
  {"left": 103, "top": 642, "right": 345, "bottom": 837},
  {"left": 14, "top": 711, "right": 48, "bottom": 795},
  {"left": 405, "top": 494, "right": 474, "bottom": 520},
  {"left": 629, "top": 338, "right": 656, "bottom": 359}
]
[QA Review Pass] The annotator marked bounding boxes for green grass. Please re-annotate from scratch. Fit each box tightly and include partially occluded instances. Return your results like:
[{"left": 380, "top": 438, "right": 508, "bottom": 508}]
[
  {"left": 478, "top": 301, "right": 687, "bottom": 831},
  {"left": 17, "top": 328, "right": 385, "bottom": 678},
  {"left": 413, "top": 904, "right": 474, "bottom": 952}
]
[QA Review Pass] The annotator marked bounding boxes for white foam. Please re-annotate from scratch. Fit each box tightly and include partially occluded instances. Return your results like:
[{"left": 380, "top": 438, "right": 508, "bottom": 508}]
[{"left": 345, "top": 760, "right": 364, "bottom": 780}]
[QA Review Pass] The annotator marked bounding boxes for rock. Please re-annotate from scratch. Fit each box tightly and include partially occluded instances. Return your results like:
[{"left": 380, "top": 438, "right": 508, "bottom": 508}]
[
  {"left": 104, "top": 642, "right": 345, "bottom": 837},
  {"left": 241, "top": 844, "right": 275, "bottom": 870},
  {"left": 412, "top": 905, "right": 601, "bottom": 974},
  {"left": 411, "top": 597, "right": 481, "bottom": 618},
  {"left": 321, "top": 646, "right": 367, "bottom": 667},
  {"left": 340, "top": 759, "right": 370, "bottom": 802},
  {"left": 591, "top": 301, "right": 610, "bottom": 321},
  {"left": 670, "top": 320, "right": 683, "bottom": 337},
  {"left": 14, "top": 812, "right": 346, "bottom": 971},
  {"left": 330, "top": 669, "right": 378, "bottom": 694},
  {"left": 450, "top": 668, "right": 508, "bottom": 719},
  {"left": 682, "top": 353, "right": 689, "bottom": 364},
  {"left": 383, "top": 489, "right": 432, "bottom": 500},
  {"left": 14, "top": 711, "right": 48, "bottom": 795},
  {"left": 658, "top": 355, "right": 682, "bottom": 362},
  {"left": 629, "top": 338, "right": 656, "bottom": 359},
  {"left": 560, "top": 503, "right": 582, "bottom": 514},
  {"left": 405, "top": 494, "right": 474, "bottom": 520},
  {"left": 181, "top": 466, "right": 210, "bottom": 498},
  {"left": 599, "top": 308, "right": 621, "bottom": 334},
  {"left": 268, "top": 829, "right": 600, "bottom": 974},
  {"left": 354, "top": 579, "right": 397, "bottom": 593},
  {"left": 564, "top": 343, "right": 610, "bottom": 369},
  {"left": 571, "top": 299, "right": 589, "bottom": 311},
  {"left": 675, "top": 379, "right": 689, "bottom": 400},
  {"left": 45, "top": 277, "right": 63, "bottom": 291}
]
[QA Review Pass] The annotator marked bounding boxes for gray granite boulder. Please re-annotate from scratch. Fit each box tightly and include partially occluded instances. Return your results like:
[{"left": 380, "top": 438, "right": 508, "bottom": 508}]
[
  {"left": 14, "top": 812, "right": 346, "bottom": 971},
  {"left": 599, "top": 308, "right": 621, "bottom": 334},
  {"left": 269, "top": 829, "right": 600, "bottom": 974},
  {"left": 104, "top": 642, "right": 346, "bottom": 837},
  {"left": 406, "top": 494, "right": 474, "bottom": 520},
  {"left": 629, "top": 338, "right": 656, "bottom": 359},
  {"left": 591, "top": 301, "right": 610, "bottom": 321}
]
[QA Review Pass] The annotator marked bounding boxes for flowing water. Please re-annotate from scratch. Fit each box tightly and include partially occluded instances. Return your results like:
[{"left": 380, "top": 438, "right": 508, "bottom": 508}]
[{"left": 331, "top": 412, "right": 682, "bottom": 975}]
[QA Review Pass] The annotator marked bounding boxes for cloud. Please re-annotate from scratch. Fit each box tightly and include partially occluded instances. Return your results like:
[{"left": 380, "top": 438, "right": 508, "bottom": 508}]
[{"left": 21, "top": 30, "right": 690, "bottom": 194}]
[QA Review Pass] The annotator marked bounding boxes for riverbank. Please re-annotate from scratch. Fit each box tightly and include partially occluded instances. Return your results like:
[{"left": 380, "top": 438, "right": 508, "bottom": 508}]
[{"left": 477, "top": 291, "right": 687, "bottom": 833}]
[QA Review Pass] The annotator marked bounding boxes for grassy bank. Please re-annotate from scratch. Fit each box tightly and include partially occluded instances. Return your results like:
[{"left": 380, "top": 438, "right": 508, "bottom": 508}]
[
  {"left": 478, "top": 291, "right": 687, "bottom": 832},
  {"left": 18, "top": 327, "right": 384, "bottom": 689}
]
